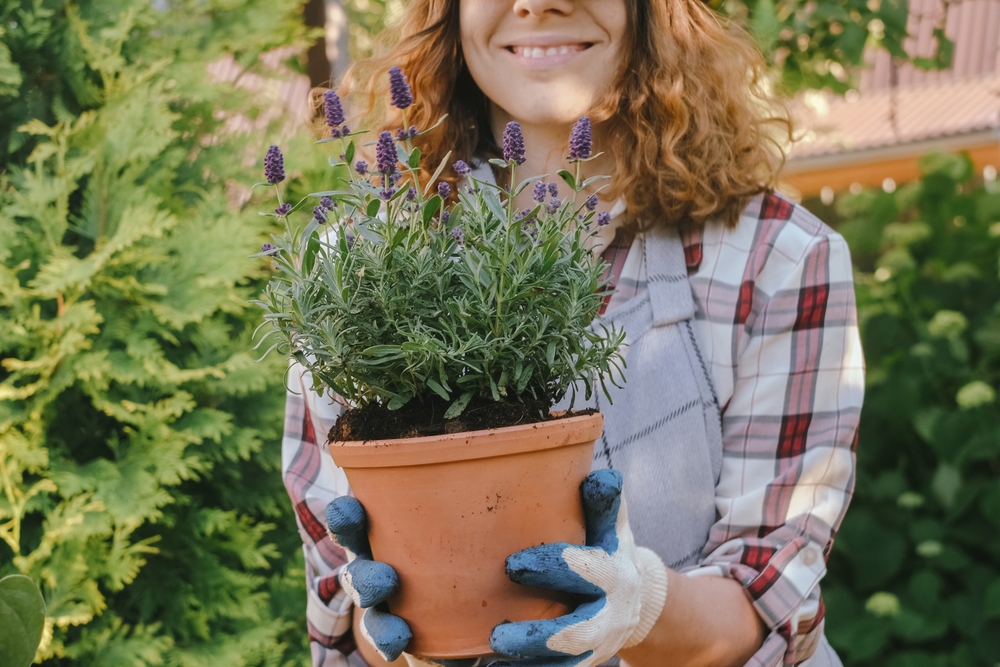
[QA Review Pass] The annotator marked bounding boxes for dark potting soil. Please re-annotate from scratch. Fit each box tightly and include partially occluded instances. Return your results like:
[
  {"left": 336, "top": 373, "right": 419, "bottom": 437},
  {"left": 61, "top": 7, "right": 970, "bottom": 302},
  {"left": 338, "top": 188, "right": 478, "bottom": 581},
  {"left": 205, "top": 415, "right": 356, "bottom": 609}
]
[{"left": 328, "top": 395, "right": 596, "bottom": 442}]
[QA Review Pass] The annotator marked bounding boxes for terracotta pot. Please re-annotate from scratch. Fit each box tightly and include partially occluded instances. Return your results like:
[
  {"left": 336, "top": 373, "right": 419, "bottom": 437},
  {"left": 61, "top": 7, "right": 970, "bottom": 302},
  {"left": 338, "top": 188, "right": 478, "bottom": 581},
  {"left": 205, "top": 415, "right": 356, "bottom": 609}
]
[{"left": 327, "top": 412, "right": 603, "bottom": 659}]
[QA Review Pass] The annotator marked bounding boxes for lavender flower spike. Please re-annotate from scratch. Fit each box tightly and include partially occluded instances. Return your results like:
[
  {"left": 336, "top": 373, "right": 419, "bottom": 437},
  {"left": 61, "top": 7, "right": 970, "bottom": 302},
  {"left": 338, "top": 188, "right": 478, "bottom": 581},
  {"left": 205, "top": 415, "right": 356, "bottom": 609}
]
[
  {"left": 597, "top": 211, "right": 612, "bottom": 226},
  {"left": 320, "top": 196, "right": 334, "bottom": 210},
  {"left": 324, "top": 90, "right": 345, "bottom": 129},
  {"left": 275, "top": 203, "right": 292, "bottom": 216},
  {"left": 453, "top": 160, "right": 472, "bottom": 176},
  {"left": 569, "top": 117, "right": 592, "bottom": 160},
  {"left": 264, "top": 145, "right": 285, "bottom": 184},
  {"left": 376, "top": 131, "right": 397, "bottom": 174},
  {"left": 314, "top": 206, "right": 329, "bottom": 223},
  {"left": 548, "top": 182, "right": 559, "bottom": 198},
  {"left": 502, "top": 121, "right": 526, "bottom": 165},
  {"left": 261, "top": 243, "right": 278, "bottom": 256},
  {"left": 532, "top": 181, "right": 547, "bottom": 202},
  {"left": 585, "top": 194, "right": 599, "bottom": 211},
  {"left": 355, "top": 160, "right": 368, "bottom": 175},
  {"left": 450, "top": 227, "right": 464, "bottom": 243},
  {"left": 437, "top": 181, "right": 451, "bottom": 198},
  {"left": 388, "top": 66, "right": 413, "bottom": 110}
]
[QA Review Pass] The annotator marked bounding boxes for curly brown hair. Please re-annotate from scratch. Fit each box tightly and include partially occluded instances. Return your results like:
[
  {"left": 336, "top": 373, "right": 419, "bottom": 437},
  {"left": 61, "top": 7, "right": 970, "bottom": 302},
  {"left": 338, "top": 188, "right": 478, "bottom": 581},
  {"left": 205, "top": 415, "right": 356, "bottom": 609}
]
[{"left": 322, "top": 0, "right": 792, "bottom": 230}]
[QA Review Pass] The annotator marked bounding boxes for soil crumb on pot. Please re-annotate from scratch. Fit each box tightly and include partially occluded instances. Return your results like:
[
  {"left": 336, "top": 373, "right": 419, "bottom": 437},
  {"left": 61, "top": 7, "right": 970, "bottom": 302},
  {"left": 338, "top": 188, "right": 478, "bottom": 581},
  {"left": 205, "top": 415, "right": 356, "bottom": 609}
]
[{"left": 328, "top": 395, "right": 596, "bottom": 442}]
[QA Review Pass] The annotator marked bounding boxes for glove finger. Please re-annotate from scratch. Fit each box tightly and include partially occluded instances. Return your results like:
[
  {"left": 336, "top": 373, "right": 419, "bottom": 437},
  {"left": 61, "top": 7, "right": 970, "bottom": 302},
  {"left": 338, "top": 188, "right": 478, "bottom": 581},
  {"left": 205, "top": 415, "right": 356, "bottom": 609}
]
[
  {"left": 488, "top": 606, "right": 599, "bottom": 659},
  {"left": 505, "top": 543, "right": 603, "bottom": 597},
  {"left": 486, "top": 651, "right": 593, "bottom": 667},
  {"left": 360, "top": 605, "right": 412, "bottom": 662},
  {"left": 580, "top": 470, "right": 623, "bottom": 553},
  {"left": 344, "top": 558, "right": 400, "bottom": 608},
  {"left": 326, "top": 496, "right": 372, "bottom": 559}
]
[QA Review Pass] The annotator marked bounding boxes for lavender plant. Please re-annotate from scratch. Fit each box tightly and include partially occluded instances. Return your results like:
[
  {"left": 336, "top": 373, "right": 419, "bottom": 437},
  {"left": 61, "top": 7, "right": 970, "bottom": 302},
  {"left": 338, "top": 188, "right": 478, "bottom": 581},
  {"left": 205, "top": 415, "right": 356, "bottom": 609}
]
[{"left": 252, "top": 74, "right": 625, "bottom": 422}]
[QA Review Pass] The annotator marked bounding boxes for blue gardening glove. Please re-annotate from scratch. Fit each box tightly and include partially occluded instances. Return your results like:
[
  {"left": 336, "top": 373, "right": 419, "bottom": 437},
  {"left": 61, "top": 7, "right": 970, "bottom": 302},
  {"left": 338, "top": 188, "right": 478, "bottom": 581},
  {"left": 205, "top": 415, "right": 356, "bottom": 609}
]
[
  {"left": 487, "top": 469, "right": 669, "bottom": 667},
  {"left": 325, "top": 496, "right": 481, "bottom": 667}
]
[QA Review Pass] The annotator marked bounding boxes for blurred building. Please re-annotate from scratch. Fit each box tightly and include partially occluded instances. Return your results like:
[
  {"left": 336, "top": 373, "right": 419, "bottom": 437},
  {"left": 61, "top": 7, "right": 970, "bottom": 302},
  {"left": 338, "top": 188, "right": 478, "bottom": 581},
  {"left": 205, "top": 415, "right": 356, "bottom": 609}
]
[{"left": 785, "top": 0, "right": 1000, "bottom": 199}]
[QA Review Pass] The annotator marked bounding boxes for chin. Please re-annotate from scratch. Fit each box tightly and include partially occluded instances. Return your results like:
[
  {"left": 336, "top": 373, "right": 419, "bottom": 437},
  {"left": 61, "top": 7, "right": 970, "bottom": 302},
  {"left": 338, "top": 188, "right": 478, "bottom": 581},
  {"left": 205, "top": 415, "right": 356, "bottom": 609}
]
[{"left": 503, "top": 97, "right": 597, "bottom": 128}]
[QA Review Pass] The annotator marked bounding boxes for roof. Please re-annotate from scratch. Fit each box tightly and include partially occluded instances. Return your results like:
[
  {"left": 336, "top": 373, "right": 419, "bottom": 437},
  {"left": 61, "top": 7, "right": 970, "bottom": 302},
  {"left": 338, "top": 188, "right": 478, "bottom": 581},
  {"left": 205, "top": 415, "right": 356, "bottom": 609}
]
[{"left": 789, "top": 0, "right": 1000, "bottom": 163}]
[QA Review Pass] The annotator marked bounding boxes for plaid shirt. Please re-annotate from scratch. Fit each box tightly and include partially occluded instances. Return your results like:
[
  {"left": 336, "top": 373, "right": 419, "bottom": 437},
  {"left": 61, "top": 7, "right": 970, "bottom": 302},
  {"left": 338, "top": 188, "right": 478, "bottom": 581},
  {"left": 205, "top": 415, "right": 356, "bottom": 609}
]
[{"left": 281, "top": 190, "right": 863, "bottom": 667}]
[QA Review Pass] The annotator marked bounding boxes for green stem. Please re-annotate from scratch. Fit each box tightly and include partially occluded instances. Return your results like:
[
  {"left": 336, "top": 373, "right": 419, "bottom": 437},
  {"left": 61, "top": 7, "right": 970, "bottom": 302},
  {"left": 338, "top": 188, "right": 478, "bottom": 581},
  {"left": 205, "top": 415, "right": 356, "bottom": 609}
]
[
  {"left": 339, "top": 136, "right": 352, "bottom": 182},
  {"left": 402, "top": 109, "right": 413, "bottom": 154},
  {"left": 574, "top": 159, "right": 582, "bottom": 207}
]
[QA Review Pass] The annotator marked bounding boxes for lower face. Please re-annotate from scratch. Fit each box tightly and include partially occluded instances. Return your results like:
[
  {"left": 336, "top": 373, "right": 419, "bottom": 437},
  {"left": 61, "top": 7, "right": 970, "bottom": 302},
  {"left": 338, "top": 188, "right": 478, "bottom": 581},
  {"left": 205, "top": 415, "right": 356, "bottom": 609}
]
[{"left": 458, "top": 0, "right": 628, "bottom": 130}]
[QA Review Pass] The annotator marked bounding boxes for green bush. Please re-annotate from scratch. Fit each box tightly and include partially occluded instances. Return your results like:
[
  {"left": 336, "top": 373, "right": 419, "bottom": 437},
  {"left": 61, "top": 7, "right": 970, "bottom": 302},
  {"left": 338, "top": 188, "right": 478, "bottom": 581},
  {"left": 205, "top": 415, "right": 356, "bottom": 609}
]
[
  {"left": 822, "top": 152, "right": 1000, "bottom": 666},
  {"left": 0, "top": 1, "right": 320, "bottom": 664}
]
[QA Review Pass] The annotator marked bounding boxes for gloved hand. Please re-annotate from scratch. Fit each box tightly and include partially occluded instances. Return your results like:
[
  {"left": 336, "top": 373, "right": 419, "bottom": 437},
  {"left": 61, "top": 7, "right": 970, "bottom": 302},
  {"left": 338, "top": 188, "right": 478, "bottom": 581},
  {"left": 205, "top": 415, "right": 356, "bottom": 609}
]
[
  {"left": 325, "top": 495, "right": 481, "bottom": 667},
  {"left": 487, "top": 469, "right": 669, "bottom": 667}
]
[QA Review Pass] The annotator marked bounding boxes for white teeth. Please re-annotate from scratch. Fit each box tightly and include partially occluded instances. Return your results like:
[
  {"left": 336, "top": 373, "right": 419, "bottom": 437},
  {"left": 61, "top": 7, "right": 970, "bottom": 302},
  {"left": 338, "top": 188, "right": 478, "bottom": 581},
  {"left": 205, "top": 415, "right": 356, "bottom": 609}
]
[{"left": 513, "top": 45, "right": 582, "bottom": 58}]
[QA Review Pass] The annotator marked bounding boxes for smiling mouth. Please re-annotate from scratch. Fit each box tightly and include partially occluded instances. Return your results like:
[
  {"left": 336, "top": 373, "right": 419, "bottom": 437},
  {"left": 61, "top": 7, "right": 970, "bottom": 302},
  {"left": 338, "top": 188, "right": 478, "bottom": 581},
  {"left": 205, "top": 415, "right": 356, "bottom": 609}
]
[{"left": 507, "top": 43, "right": 592, "bottom": 58}]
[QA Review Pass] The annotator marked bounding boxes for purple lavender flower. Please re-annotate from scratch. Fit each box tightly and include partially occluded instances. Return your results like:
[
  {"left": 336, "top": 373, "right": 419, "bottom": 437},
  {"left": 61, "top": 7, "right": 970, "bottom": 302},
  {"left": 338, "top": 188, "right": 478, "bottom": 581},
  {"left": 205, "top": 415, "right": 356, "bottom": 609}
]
[
  {"left": 345, "top": 233, "right": 355, "bottom": 249},
  {"left": 320, "top": 196, "right": 334, "bottom": 210},
  {"left": 453, "top": 160, "right": 471, "bottom": 176},
  {"left": 441, "top": 210, "right": 451, "bottom": 225},
  {"left": 597, "top": 211, "right": 612, "bottom": 226},
  {"left": 407, "top": 186, "right": 417, "bottom": 201},
  {"left": 388, "top": 66, "right": 414, "bottom": 110},
  {"left": 264, "top": 145, "right": 285, "bottom": 184},
  {"left": 376, "top": 131, "right": 397, "bottom": 174},
  {"left": 437, "top": 181, "right": 451, "bottom": 198},
  {"left": 390, "top": 172, "right": 402, "bottom": 184},
  {"left": 532, "top": 181, "right": 547, "bottom": 202},
  {"left": 548, "top": 182, "right": 559, "bottom": 198},
  {"left": 568, "top": 117, "right": 592, "bottom": 160},
  {"left": 380, "top": 187, "right": 396, "bottom": 200},
  {"left": 547, "top": 198, "right": 562, "bottom": 214},
  {"left": 341, "top": 126, "right": 350, "bottom": 135},
  {"left": 324, "top": 90, "right": 345, "bottom": 129},
  {"left": 314, "top": 206, "right": 328, "bottom": 223},
  {"left": 275, "top": 203, "right": 292, "bottom": 216},
  {"left": 586, "top": 194, "right": 599, "bottom": 211},
  {"left": 502, "top": 121, "right": 525, "bottom": 165},
  {"left": 355, "top": 160, "right": 368, "bottom": 175},
  {"left": 261, "top": 243, "right": 278, "bottom": 256},
  {"left": 397, "top": 125, "right": 419, "bottom": 140},
  {"left": 450, "top": 227, "right": 464, "bottom": 243}
]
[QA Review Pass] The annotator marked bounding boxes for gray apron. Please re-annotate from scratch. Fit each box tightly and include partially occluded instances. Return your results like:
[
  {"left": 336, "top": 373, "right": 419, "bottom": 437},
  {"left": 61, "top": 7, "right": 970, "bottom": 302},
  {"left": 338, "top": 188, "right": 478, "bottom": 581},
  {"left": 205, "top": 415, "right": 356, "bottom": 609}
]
[{"left": 553, "top": 226, "right": 843, "bottom": 667}]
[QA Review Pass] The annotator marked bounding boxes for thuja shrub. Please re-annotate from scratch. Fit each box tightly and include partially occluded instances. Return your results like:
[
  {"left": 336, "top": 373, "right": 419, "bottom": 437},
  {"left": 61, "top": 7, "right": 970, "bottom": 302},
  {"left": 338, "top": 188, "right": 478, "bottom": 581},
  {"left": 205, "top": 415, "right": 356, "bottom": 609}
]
[
  {"left": 820, "top": 152, "right": 1000, "bottom": 666},
  {"left": 0, "top": 1, "right": 319, "bottom": 664}
]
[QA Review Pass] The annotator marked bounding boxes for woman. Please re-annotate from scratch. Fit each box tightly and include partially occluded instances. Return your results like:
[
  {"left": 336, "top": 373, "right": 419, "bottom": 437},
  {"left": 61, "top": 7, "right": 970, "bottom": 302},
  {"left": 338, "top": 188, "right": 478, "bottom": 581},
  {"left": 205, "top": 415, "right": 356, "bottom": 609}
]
[{"left": 282, "top": 1, "right": 864, "bottom": 666}]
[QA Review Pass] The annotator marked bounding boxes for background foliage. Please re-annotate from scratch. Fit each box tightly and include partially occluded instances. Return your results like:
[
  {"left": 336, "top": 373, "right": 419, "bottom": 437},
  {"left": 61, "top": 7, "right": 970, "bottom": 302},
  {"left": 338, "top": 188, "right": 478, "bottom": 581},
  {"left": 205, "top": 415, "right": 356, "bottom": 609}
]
[
  {"left": 0, "top": 0, "right": 320, "bottom": 664},
  {"left": 819, "top": 153, "right": 1000, "bottom": 666},
  {"left": 0, "top": 0, "right": 990, "bottom": 665}
]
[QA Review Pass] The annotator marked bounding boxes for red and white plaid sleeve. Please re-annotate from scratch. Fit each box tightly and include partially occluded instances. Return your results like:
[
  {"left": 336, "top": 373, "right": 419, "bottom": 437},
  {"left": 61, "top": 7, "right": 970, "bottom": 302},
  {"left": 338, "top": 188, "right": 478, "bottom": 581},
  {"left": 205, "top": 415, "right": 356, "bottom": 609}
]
[
  {"left": 282, "top": 364, "right": 360, "bottom": 667},
  {"left": 683, "top": 192, "right": 864, "bottom": 666}
]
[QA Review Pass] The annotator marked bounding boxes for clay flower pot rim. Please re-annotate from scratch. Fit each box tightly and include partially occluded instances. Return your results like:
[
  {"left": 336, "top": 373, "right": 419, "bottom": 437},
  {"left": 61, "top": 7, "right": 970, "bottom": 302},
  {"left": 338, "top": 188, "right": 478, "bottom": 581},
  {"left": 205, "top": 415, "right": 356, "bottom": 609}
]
[{"left": 328, "top": 411, "right": 603, "bottom": 469}]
